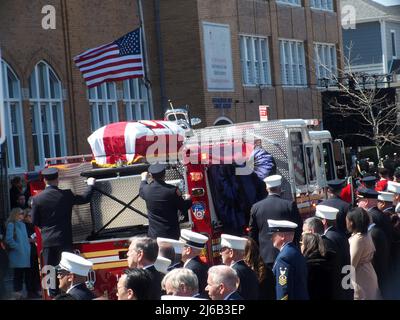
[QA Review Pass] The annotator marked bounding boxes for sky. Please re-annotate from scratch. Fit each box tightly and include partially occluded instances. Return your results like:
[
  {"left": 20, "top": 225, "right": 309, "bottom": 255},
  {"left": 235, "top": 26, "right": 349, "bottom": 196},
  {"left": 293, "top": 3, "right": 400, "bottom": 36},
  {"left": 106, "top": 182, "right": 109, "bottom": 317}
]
[{"left": 371, "top": 0, "right": 400, "bottom": 6}]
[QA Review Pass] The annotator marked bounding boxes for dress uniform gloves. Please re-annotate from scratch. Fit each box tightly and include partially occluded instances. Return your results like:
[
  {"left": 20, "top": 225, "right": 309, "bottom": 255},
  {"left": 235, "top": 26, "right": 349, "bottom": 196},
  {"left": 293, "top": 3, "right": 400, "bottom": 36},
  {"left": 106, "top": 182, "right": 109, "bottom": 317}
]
[{"left": 86, "top": 177, "right": 96, "bottom": 186}]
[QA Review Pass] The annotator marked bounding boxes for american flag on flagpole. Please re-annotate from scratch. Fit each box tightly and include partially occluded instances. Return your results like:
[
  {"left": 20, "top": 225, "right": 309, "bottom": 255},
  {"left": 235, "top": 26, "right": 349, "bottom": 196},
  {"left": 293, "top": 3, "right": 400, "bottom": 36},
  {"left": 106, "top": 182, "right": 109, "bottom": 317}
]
[{"left": 74, "top": 28, "right": 144, "bottom": 88}]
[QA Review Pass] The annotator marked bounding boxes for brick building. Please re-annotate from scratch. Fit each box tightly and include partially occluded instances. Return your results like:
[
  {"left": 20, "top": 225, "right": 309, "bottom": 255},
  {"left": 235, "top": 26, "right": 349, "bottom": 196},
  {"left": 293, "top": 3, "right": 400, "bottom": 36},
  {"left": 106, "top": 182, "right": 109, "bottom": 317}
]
[{"left": 0, "top": 0, "right": 343, "bottom": 175}]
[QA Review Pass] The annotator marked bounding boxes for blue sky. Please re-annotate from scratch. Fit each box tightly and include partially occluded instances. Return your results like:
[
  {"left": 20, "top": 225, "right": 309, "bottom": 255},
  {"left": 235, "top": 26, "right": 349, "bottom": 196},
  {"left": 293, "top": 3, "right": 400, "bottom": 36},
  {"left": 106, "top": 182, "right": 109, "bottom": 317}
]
[{"left": 371, "top": 0, "right": 400, "bottom": 6}]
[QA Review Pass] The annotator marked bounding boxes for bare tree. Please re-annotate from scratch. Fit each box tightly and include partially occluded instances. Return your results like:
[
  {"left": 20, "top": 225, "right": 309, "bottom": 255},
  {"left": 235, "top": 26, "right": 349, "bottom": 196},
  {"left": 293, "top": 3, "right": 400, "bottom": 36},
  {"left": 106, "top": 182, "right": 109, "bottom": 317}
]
[{"left": 315, "top": 42, "right": 400, "bottom": 165}]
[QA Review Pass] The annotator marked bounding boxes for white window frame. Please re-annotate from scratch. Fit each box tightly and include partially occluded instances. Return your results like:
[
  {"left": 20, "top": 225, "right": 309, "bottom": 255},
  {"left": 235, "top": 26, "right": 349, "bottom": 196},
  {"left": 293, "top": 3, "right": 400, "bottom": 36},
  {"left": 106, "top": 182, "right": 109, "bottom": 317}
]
[
  {"left": 29, "top": 61, "right": 67, "bottom": 170},
  {"left": 279, "top": 39, "right": 307, "bottom": 87},
  {"left": 1, "top": 60, "right": 27, "bottom": 174},
  {"left": 239, "top": 35, "right": 272, "bottom": 86},
  {"left": 314, "top": 42, "right": 337, "bottom": 88},
  {"left": 276, "top": 0, "right": 301, "bottom": 7},
  {"left": 123, "top": 78, "right": 151, "bottom": 120},
  {"left": 310, "top": 0, "right": 333, "bottom": 11},
  {"left": 88, "top": 82, "right": 119, "bottom": 131},
  {"left": 391, "top": 30, "right": 397, "bottom": 58}
]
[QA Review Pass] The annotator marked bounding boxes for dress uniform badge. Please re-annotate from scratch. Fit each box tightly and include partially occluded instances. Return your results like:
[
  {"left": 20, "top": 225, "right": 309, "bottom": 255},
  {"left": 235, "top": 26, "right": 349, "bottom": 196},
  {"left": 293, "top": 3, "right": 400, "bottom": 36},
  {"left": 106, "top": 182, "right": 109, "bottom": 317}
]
[{"left": 278, "top": 267, "right": 287, "bottom": 286}]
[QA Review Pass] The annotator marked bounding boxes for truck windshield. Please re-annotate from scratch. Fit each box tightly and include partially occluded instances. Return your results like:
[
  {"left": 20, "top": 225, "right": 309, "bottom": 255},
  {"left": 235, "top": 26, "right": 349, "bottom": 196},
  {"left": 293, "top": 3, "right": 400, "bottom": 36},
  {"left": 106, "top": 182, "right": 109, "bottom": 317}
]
[
  {"left": 322, "top": 142, "right": 335, "bottom": 181},
  {"left": 290, "top": 132, "right": 306, "bottom": 186}
]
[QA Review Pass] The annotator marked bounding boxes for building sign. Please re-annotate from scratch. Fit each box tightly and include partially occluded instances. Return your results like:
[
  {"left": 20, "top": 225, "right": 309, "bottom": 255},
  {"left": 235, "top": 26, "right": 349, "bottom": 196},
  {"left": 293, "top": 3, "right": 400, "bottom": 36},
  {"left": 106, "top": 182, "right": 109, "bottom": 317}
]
[
  {"left": 212, "top": 98, "right": 232, "bottom": 109},
  {"left": 259, "top": 105, "right": 269, "bottom": 121},
  {"left": 0, "top": 50, "right": 5, "bottom": 145},
  {"left": 202, "top": 22, "right": 234, "bottom": 92}
]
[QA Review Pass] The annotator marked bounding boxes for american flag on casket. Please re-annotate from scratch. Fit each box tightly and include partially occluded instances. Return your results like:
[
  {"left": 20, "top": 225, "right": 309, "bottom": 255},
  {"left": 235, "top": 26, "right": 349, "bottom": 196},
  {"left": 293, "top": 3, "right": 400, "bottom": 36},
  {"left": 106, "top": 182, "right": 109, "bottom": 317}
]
[{"left": 87, "top": 120, "right": 186, "bottom": 166}]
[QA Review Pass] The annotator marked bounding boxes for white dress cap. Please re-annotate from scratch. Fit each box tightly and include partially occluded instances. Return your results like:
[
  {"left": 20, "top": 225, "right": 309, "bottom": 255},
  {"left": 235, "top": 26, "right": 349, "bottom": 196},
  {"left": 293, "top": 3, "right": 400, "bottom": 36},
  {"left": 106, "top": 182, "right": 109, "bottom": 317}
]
[
  {"left": 157, "top": 237, "right": 185, "bottom": 254},
  {"left": 315, "top": 205, "right": 339, "bottom": 220},
  {"left": 57, "top": 252, "right": 93, "bottom": 277},
  {"left": 378, "top": 191, "right": 394, "bottom": 203},
  {"left": 180, "top": 229, "right": 208, "bottom": 249},
  {"left": 220, "top": 234, "right": 248, "bottom": 251},
  {"left": 267, "top": 219, "right": 298, "bottom": 233},
  {"left": 264, "top": 175, "right": 282, "bottom": 188},
  {"left": 154, "top": 256, "right": 171, "bottom": 274},
  {"left": 387, "top": 181, "right": 400, "bottom": 194}
]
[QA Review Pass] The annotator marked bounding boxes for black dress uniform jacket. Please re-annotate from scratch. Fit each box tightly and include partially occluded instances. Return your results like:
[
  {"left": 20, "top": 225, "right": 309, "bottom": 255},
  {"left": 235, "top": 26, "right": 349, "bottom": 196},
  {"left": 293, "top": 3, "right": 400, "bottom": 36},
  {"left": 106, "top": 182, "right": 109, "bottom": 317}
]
[
  {"left": 139, "top": 180, "right": 192, "bottom": 240},
  {"left": 225, "top": 291, "right": 244, "bottom": 300},
  {"left": 320, "top": 195, "right": 351, "bottom": 236},
  {"left": 184, "top": 256, "right": 209, "bottom": 295},
  {"left": 144, "top": 265, "right": 163, "bottom": 300},
  {"left": 231, "top": 260, "right": 260, "bottom": 300},
  {"left": 249, "top": 194, "right": 303, "bottom": 265},
  {"left": 31, "top": 185, "right": 93, "bottom": 249},
  {"left": 68, "top": 283, "right": 96, "bottom": 300}
]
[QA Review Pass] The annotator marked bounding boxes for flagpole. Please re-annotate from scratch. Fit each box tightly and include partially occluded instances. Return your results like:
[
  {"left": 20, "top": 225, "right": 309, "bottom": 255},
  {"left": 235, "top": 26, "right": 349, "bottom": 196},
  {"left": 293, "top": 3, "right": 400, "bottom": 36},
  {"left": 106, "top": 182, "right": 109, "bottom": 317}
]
[
  {"left": 0, "top": 48, "right": 6, "bottom": 146},
  {"left": 137, "top": 0, "right": 155, "bottom": 120}
]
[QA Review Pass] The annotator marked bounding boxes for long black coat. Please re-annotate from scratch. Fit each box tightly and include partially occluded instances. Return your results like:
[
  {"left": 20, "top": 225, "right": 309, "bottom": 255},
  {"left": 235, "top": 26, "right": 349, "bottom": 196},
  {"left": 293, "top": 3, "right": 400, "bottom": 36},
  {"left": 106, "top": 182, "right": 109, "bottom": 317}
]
[
  {"left": 139, "top": 180, "right": 192, "bottom": 240},
  {"left": 320, "top": 196, "right": 351, "bottom": 236},
  {"left": 231, "top": 260, "right": 259, "bottom": 300},
  {"left": 249, "top": 194, "right": 303, "bottom": 265},
  {"left": 31, "top": 185, "right": 93, "bottom": 248},
  {"left": 184, "top": 256, "right": 209, "bottom": 295}
]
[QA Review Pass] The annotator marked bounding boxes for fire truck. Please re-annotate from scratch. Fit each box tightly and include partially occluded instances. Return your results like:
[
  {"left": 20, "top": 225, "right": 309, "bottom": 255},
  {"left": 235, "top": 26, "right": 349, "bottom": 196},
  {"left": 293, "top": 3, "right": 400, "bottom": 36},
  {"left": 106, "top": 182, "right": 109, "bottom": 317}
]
[{"left": 28, "top": 108, "right": 347, "bottom": 299}]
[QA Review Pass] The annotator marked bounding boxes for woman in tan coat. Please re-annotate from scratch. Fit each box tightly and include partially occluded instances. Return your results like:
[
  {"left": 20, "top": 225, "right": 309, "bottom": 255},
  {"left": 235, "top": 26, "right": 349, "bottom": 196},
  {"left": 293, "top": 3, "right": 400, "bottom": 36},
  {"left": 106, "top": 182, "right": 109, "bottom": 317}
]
[{"left": 346, "top": 207, "right": 381, "bottom": 300}]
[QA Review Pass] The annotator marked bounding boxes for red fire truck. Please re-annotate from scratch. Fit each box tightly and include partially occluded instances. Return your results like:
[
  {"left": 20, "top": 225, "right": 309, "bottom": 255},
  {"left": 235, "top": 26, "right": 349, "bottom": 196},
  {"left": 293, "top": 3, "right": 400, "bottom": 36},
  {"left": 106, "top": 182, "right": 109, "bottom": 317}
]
[{"left": 28, "top": 109, "right": 347, "bottom": 299}]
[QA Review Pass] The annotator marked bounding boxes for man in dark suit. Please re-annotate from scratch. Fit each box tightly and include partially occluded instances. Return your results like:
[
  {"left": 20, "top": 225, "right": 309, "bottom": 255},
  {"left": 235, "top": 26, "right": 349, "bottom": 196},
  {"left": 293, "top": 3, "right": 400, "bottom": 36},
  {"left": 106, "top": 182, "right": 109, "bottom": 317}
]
[
  {"left": 249, "top": 175, "right": 303, "bottom": 266},
  {"left": 56, "top": 252, "right": 96, "bottom": 300},
  {"left": 31, "top": 168, "right": 95, "bottom": 266},
  {"left": 220, "top": 233, "right": 259, "bottom": 300},
  {"left": 268, "top": 219, "right": 308, "bottom": 300},
  {"left": 320, "top": 179, "right": 351, "bottom": 236},
  {"left": 206, "top": 265, "right": 243, "bottom": 300},
  {"left": 315, "top": 204, "right": 353, "bottom": 300},
  {"left": 139, "top": 163, "right": 192, "bottom": 240},
  {"left": 127, "top": 237, "right": 162, "bottom": 300},
  {"left": 180, "top": 229, "right": 209, "bottom": 296}
]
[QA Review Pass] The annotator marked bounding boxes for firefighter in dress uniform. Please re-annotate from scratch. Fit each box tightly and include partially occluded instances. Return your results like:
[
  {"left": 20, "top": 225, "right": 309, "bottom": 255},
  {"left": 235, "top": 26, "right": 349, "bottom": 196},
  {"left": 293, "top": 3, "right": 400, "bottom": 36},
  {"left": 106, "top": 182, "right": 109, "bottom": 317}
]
[
  {"left": 55, "top": 252, "right": 96, "bottom": 300},
  {"left": 31, "top": 168, "right": 95, "bottom": 296},
  {"left": 269, "top": 219, "right": 309, "bottom": 300},
  {"left": 157, "top": 237, "right": 185, "bottom": 271},
  {"left": 139, "top": 163, "right": 192, "bottom": 240}
]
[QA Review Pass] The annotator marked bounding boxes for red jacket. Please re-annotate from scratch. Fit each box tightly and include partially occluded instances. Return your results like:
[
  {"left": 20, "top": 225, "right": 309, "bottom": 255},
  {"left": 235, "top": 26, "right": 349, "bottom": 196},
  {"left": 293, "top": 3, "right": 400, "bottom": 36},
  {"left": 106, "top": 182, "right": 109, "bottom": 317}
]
[{"left": 375, "top": 179, "right": 389, "bottom": 192}]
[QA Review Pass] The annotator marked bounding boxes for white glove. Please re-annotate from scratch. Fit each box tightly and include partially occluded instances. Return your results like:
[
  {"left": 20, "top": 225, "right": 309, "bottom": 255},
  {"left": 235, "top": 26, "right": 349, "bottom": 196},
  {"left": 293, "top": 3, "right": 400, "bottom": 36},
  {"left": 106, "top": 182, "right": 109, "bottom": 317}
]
[
  {"left": 141, "top": 172, "right": 149, "bottom": 181},
  {"left": 87, "top": 177, "right": 96, "bottom": 186}
]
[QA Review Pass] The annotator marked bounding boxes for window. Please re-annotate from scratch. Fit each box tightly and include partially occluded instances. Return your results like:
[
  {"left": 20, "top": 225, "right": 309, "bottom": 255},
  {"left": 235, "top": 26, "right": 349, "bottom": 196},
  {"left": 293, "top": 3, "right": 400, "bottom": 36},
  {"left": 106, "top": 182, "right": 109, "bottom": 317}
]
[
  {"left": 276, "top": 0, "right": 301, "bottom": 6},
  {"left": 29, "top": 62, "right": 66, "bottom": 169},
  {"left": 322, "top": 142, "right": 335, "bottom": 181},
  {"left": 314, "top": 43, "right": 337, "bottom": 87},
  {"left": 290, "top": 132, "right": 306, "bottom": 186},
  {"left": 279, "top": 40, "right": 307, "bottom": 86},
  {"left": 88, "top": 82, "right": 119, "bottom": 131},
  {"left": 1, "top": 60, "right": 27, "bottom": 173},
  {"left": 240, "top": 35, "right": 271, "bottom": 86},
  {"left": 305, "top": 146, "right": 316, "bottom": 183},
  {"left": 123, "top": 78, "right": 151, "bottom": 120},
  {"left": 391, "top": 30, "right": 397, "bottom": 58},
  {"left": 310, "top": 0, "right": 333, "bottom": 11}
]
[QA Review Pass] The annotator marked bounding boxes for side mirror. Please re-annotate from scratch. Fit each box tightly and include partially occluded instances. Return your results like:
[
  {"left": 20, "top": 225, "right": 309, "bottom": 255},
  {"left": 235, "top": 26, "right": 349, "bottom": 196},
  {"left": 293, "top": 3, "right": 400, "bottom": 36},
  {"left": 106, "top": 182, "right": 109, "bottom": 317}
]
[{"left": 190, "top": 118, "right": 202, "bottom": 126}]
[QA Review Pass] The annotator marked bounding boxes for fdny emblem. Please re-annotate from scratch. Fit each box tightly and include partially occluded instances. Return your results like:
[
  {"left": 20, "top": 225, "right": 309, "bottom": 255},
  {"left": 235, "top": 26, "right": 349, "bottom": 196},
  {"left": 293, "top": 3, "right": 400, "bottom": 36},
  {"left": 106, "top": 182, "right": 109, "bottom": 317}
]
[
  {"left": 278, "top": 267, "right": 287, "bottom": 286},
  {"left": 192, "top": 202, "right": 206, "bottom": 220}
]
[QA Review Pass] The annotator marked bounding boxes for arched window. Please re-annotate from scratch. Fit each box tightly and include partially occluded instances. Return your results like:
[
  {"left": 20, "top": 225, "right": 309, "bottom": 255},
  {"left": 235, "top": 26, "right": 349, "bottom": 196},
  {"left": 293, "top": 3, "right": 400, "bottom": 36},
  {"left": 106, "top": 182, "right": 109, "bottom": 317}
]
[
  {"left": 88, "top": 82, "right": 119, "bottom": 131},
  {"left": 1, "top": 60, "right": 27, "bottom": 173},
  {"left": 29, "top": 61, "right": 67, "bottom": 169},
  {"left": 123, "top": 78, "right": 151, "bottom": 120}
]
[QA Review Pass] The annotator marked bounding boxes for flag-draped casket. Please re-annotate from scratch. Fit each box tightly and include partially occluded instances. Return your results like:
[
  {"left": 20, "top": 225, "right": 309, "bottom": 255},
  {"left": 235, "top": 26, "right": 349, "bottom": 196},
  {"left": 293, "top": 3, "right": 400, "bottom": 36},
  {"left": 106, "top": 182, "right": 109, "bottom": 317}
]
[{"left": 87, "top": 121, "right": 186, "bottom": 166}]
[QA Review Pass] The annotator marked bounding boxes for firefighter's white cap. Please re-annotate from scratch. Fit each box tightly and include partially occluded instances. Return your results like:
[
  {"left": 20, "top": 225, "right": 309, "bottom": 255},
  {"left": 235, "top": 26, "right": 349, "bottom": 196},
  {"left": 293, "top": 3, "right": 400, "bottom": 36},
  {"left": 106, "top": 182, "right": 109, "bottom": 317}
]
[
  {"left": 220, "top": 234, "right": 247, "bottom": 251},
  {"left": 264, "top": 175, "right": 282, "bottom": 188},
  {"left": 180, "top": 229, "right": 208, "bottom": 250},
  {"left": 157, "top": 237, "right": 185, "bottom": 254},
  {"left": 388, "top": 181, "right": 400, "bottom": 194},
  {"left": 56, "top": 252, "right": 93, "bottom": 277},
  {"left": 154, "top": 256, "right": 171, "bottom": 274},
  {"left": 315, "top": 205, "right": 339, "bottom": 221},
  {"left": 378, "top": 191, "right": 394, "bottom": 203}
]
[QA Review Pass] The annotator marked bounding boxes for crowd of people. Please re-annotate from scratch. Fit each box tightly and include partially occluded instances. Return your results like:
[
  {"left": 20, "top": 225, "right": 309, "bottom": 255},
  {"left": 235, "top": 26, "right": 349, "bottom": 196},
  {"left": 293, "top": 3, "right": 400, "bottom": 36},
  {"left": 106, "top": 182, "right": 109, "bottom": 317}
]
[{"left": 0, "top": 157, "right": 400, "bottom": 300}]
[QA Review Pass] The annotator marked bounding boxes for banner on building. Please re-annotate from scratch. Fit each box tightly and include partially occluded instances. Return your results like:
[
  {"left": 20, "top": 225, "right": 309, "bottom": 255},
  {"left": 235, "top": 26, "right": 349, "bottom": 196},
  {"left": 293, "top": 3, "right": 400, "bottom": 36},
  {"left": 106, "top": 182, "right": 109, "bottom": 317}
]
[
  {"left": 0, "top": 49, "right": 5, "bottom": 145},
  {"left": 202, "top": 22, "right": 234, "bottom": 92},
  {"left": 259, "top": 105, "right": 269, "bottom": 122}
]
